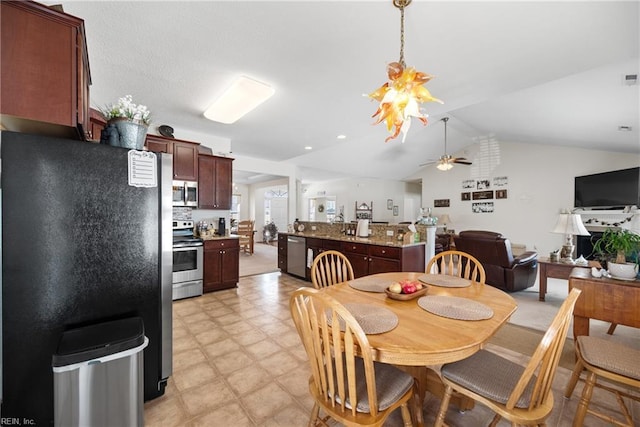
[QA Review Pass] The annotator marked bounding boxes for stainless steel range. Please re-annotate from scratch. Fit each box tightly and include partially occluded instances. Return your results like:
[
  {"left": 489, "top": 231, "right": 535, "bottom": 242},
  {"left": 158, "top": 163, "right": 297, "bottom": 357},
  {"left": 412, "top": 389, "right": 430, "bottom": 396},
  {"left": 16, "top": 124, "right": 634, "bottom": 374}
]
[{"left": 172, "top": 220, "right": 203, "bottom": 300}]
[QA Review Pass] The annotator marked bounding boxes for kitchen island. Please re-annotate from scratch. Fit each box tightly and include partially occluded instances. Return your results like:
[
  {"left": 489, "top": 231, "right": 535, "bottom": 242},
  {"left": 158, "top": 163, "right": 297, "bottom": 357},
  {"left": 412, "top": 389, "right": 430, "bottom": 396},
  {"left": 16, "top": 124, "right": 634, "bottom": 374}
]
[{"left": 278, "top": 232, "right": 426, "bottom": 280}]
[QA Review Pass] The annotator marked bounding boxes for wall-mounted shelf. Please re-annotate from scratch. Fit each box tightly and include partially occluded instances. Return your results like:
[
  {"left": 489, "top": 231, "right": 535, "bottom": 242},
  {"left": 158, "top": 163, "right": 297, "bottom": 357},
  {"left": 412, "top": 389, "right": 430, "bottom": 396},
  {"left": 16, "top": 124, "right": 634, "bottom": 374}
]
[{"left": 355, "top": 201, "right": 373, "bottom": 220}]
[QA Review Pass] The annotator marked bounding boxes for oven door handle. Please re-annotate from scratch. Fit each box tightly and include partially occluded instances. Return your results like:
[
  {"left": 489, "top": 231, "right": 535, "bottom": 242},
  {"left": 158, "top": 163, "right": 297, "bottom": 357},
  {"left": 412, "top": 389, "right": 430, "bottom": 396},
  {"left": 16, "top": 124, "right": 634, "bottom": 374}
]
[{"left": 173, "top": 242, "right": 204, "bottom": 249}]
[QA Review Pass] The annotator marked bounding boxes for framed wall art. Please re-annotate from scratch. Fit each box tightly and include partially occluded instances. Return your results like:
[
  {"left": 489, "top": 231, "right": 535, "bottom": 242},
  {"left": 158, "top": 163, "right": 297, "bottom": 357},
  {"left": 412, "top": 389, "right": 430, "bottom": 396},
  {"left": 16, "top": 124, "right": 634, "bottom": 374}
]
[
  {"left": 493, "top": 176, "right": 508, "bottom": 187},
  {"left": 472, "top": 202, "right": 494, "bottom": 213},
  {"left": 496, "top": 189, "right": 508, "bottom": 199},
  {"left": 476, "top": 179, "right": 491, "bottom": 190},
  {"left": 461, "top": 192, "right": 471, "bottom": 201},
  {"left": 387, "top": 199, "right": 393, "bottom": 210},
  {"left": 434, "top": 199, "right": 450, "bottom": 207},
  {"left": 393, "top": 205, "right": 399, "bottom": 216},
  {"left": 472, "top": 190, "right": 494, "bottom": 200},
  {"left": 462, "top": 179, "right": 475, "bottom": 189}
]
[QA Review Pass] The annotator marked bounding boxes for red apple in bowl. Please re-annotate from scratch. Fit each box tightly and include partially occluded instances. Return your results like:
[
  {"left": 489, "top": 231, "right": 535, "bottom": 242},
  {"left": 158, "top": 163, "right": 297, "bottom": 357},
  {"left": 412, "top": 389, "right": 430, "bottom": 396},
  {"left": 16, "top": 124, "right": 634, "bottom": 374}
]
[{"left": 401, "top": 283, "right": 417, "bottom": 294}]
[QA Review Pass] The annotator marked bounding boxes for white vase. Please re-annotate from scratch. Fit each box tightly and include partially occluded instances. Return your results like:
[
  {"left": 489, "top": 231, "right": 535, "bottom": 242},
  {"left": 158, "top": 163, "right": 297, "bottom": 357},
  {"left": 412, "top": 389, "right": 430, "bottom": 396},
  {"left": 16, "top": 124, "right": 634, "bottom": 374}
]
[{"left": 607, "top": 261, "right": 639, "bottom": 280}]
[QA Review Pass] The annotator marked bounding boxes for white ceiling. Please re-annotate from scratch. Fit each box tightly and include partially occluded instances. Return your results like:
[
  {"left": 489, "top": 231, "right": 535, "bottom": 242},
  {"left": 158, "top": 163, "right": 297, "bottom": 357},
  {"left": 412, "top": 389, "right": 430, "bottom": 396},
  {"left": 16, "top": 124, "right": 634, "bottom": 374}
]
[{"left": 52, "top": 1, "right": 639, "bottom": 183}]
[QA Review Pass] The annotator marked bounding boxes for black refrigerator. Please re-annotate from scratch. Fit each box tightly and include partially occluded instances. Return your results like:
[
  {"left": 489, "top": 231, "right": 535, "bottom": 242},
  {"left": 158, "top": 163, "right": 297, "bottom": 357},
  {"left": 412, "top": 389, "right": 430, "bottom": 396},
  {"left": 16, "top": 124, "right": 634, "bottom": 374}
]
[{"left": 0, "top": 131, "right": 173, "bottom": 424}]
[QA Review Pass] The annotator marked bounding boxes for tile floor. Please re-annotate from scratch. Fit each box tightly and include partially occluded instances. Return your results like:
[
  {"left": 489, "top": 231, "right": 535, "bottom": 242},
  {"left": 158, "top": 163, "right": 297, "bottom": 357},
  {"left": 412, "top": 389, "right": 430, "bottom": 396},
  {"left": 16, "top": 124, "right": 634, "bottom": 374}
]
[{"left": 144, "top": 272, "right": 638, "bottom": 426}]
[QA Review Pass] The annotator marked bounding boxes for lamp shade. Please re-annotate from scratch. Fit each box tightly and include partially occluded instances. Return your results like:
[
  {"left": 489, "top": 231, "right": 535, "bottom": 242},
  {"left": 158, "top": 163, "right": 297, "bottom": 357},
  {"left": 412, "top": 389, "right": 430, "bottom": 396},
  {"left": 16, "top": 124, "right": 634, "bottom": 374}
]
[
  {"left": 552, "top": 213, "right": 590, "bottom": 236},
  {"left": 439, "top": 214, "right": 451, "bottom": 225}
]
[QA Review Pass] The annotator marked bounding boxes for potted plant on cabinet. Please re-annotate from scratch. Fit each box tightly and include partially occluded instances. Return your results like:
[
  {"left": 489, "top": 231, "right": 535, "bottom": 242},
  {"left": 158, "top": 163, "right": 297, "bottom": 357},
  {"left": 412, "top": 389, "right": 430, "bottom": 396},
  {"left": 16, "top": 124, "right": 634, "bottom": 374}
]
[
  {"left": 99, "top": 95, "right": 151, "bottom": 149},
  {"left": 592, "top": 228, "right": 640, "bottom": 279}
]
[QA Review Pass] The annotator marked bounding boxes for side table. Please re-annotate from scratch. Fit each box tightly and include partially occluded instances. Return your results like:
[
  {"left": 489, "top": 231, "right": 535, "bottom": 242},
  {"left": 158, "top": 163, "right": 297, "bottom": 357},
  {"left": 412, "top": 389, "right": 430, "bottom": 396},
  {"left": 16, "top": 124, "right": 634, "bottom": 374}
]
[
  {"left": 538, "top": 257, "right": 601, "bottom": 301},
  {"left": 569, "top": 267, "right": 640, "bottom": 338}
]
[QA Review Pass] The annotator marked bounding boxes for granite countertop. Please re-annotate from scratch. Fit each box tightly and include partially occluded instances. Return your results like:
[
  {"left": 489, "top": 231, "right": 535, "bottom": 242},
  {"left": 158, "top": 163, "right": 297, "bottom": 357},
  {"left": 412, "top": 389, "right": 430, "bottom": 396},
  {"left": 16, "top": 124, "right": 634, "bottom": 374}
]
[
  {"left": 201, "top": 234, "right": 240, "bottom": 241},
  {"left": 279, "top": 232, "right": 425, "bottom": 248}
]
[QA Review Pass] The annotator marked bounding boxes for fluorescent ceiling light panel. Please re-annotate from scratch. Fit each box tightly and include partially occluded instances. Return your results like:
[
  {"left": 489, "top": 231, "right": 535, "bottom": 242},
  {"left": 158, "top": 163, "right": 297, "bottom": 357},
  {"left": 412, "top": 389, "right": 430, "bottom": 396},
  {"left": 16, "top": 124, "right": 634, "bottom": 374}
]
[{"left": 204, "top": 75, "right": 275, "bottom": 124}]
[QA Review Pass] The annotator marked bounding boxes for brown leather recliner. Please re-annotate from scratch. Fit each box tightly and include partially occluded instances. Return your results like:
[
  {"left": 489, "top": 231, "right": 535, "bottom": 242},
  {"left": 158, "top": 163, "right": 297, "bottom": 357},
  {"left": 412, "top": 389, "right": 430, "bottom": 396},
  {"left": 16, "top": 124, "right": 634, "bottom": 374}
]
[{"left": 454, "top": 230, "right": 538, "bottom": 292}]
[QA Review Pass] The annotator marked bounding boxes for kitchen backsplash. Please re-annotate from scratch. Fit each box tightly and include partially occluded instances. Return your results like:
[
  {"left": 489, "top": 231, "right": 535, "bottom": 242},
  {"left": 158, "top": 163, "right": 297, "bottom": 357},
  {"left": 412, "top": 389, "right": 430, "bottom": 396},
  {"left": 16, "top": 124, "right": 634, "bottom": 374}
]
[
  {"left": 173, "top": 207, "right": 192, "bottom": 221},
  {"left": 296, "top": 221, "right": 433, "bottom": 242}
]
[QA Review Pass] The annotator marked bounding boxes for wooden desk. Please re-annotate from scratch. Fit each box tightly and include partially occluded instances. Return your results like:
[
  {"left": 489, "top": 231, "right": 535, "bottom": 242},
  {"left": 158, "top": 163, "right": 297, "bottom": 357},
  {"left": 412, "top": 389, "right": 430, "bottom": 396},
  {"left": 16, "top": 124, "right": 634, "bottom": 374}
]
[
  {"left": 569, "top": 268, "right": 640, "bottom": 338},
  {"left": 321, "top": 272, "right": 517, "bottom": 426},
  {"left": 538, "top": 257, "right": 601, "bottom": 301}
]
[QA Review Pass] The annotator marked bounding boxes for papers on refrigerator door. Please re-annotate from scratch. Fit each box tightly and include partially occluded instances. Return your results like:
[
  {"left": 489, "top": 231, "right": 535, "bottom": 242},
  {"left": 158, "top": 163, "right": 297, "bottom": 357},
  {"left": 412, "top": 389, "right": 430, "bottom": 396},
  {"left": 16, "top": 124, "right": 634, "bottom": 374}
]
[{"left": 128, "top": 150, "right": 157, "bottom": 187}]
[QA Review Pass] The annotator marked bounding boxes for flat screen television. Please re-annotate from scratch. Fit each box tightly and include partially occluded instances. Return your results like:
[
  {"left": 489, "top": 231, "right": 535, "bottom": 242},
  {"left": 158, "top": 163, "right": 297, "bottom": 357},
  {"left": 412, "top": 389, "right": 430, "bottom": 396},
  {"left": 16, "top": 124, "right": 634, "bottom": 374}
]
[{"left": 574, "top": 167, "right": 640, "bottom": 209}]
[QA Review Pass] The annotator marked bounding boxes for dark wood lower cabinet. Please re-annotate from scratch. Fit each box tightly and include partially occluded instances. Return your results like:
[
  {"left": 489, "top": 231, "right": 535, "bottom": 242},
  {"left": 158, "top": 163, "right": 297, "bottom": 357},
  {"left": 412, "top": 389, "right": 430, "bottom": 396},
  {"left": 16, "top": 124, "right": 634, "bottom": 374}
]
[
  {"left": 342, "top": 242, "right": 407, "bottom": 278},
  {"left": 280, "top": 234, "right": 425, "bottom": 280},
  {"left": 278, "top": 234, "right": 288, "bottom": 273},
  {"left": 203, "top": 239, "right": 239, "bottom": 292},
  {"left": 342, "top": 241, "right": 424, "bottom": 278},
  {"left": 305, "top": 237, "right": 345, "bottom": 279}
]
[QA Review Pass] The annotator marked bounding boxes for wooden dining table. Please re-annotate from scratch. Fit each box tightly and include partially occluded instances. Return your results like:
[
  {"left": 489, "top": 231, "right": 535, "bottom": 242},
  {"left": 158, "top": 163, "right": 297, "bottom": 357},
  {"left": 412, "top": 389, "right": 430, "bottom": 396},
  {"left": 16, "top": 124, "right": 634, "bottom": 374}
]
[{"left": 320, "top": 271, "right": 518, "bottom": 426}]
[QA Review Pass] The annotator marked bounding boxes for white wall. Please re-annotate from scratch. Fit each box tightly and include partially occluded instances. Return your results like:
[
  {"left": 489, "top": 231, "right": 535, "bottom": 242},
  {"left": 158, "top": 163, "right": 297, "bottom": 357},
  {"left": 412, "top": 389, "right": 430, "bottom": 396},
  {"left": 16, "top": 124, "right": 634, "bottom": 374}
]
[
  {"left": 249, "top": 178, "right": 289, "bottom": 240},
  {"left": 302, "top": 178, "right": 422, "bottom": 223},
  {"left": 194, "top": 141, "right": 637, "bottom": 249},
  {"left": 233, "top": 183, "right": 250, "bottom": 221},
  {"left": 420, "top": 141, "right": 639, "bottom": 255},
  {"left": 232, "top": 154, "right": 300, "bottom": 225}
]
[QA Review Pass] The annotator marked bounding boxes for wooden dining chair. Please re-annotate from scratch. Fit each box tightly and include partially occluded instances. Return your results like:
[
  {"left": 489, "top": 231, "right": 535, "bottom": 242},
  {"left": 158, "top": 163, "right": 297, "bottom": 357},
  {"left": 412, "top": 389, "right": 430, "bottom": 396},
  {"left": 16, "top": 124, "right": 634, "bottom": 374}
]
[
  {"left": 426, "top": 250, "right": 486, "bottom": 284},
  {"left": 434, "top": 288, "right": 582, "bottom": 427},
  {"left": 310, "top": 250, "right": 355, "bottom": 289},
  {"left": 289, "top": 287, "right": 415, "bottom": 427},
  {"left": 237, "top": 220, "right": 254, "bottom": 254},
  {"left": 564, "top": 335, "right": 640, "bottom": 426}
]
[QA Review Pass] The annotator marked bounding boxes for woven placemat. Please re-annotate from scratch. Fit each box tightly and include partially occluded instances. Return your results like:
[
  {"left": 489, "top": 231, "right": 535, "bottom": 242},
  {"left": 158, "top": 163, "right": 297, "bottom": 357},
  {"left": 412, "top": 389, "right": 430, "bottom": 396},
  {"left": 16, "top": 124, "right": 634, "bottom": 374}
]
[
  {"left": 417, "top": 296, "right": 493, "bottom": 320},
  {"left": 327, "top": 303, "right": 398, "bottom": 334},
  {"left": 418, "top": 274, "right": 472, "bottom": 288},
  {"left": 348, "top": 276, "right": 390, "bottom": 293}
]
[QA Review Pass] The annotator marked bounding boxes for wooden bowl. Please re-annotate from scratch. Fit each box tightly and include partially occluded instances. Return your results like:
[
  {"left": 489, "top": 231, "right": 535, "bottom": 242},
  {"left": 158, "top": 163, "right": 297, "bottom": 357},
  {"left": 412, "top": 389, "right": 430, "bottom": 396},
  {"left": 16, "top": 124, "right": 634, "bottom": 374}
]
[{"left": 385, "top": 286, "right": 428, "bottom": 301}]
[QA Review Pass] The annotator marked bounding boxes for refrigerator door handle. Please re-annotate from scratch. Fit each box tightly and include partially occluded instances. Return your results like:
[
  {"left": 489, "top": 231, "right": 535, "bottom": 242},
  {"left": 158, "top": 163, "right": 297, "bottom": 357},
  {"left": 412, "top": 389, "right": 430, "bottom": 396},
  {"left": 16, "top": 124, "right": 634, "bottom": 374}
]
[{"left": 160, "top": 153, "right": 173, "bottom": 382}]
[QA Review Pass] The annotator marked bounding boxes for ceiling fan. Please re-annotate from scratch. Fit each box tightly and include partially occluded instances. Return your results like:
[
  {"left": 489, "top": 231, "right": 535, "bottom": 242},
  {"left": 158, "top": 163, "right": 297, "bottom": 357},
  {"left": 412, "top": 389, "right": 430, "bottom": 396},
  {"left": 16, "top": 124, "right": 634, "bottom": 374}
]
[{"left": 420, "top": 117, "right": 473, "bottom": 170}]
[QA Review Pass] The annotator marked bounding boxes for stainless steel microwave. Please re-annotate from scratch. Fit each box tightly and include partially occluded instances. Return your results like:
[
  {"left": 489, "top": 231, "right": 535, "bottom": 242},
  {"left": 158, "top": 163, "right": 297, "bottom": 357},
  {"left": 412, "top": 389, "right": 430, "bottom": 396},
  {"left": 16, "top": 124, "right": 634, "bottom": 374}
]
[{"left": 172, "top": 181, "right": 198, "bottom": 207}]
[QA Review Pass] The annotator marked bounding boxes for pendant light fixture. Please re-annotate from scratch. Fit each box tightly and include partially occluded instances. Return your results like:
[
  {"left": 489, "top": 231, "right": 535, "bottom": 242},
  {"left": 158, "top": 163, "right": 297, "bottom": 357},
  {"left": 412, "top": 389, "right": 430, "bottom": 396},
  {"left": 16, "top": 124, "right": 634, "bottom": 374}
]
[{"left": 367, "top": 0, "right": 443, "bottom": 143}]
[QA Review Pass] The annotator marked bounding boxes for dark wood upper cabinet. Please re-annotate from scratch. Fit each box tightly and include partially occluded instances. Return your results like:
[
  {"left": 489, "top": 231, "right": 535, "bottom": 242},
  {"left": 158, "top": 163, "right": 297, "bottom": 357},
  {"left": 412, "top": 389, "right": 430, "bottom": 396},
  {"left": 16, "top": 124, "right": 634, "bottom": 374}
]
[
  {"left": 1, "top": 1, "right": 91, "bottom": 140},
  {"left": 198, "top": 154, "right": 233, "bottom": 210},
  {"left": 145, "top": 134, "right": 199, "bottom": 181},
  {"left": 145, "top": 134, "right": 173, "bottom": 154},
  {"left": 87, "top": 108, "right": 107, "bottom": 142},
  {"left": 172, "top": 141, "right": 199, "bottom": 181}
]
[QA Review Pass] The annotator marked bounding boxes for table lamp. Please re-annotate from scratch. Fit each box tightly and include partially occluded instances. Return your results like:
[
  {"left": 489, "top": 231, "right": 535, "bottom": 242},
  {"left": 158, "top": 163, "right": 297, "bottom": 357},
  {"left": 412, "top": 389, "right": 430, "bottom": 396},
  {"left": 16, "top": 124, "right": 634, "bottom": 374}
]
[
  {"left": 551, "top": 211, "right": 590, "bottom": 262},
  {"left": 439, "top": 214, "right": 452, "bottom": 233}
]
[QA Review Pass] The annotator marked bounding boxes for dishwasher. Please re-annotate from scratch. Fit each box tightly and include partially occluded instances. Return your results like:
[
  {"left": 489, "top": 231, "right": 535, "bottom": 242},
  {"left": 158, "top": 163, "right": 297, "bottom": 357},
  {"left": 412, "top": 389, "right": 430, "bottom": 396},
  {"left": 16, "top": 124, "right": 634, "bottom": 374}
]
[{"left": 287, "top": 235, "right": 307, "bottom": 278}]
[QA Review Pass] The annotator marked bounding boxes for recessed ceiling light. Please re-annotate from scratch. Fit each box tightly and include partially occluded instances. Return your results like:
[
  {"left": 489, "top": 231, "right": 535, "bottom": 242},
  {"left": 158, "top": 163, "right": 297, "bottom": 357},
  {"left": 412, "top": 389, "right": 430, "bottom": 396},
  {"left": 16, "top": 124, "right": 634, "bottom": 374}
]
[
  {"left": 204, "top": 75, "right": 275, "bottom": 124},
  {"left": 337, "top": 134, "right": 346, "bottom": 139},
  {"left": 304, "top": 146, "right": 313, "bottom": 150}
]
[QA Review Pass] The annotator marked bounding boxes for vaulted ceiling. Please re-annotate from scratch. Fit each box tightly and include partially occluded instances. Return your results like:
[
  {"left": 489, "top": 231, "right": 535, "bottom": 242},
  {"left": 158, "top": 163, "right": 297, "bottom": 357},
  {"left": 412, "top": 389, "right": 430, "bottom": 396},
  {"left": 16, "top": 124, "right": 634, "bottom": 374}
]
[{"left": 52, "top": 1, "right": 639, "bottom": 183}]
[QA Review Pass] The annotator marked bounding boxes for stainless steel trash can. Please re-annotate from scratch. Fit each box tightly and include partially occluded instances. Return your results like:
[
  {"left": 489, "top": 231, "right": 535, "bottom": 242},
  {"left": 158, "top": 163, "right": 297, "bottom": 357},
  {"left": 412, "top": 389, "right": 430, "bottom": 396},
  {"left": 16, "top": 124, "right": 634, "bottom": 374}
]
[{"left": 52, "top": 317, "right": 148, "bottom": 427}]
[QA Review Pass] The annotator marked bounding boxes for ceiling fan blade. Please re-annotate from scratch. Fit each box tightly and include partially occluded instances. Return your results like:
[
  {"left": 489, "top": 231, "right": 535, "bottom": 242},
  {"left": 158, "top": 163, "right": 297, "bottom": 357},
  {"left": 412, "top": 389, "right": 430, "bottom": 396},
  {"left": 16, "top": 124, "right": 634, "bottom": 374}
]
[
  {"left": 419, "top": 160, "right": 436, "bottom": 166},
  {"left": 453, "top": 159, "right": 473, "bottom": 165}
]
